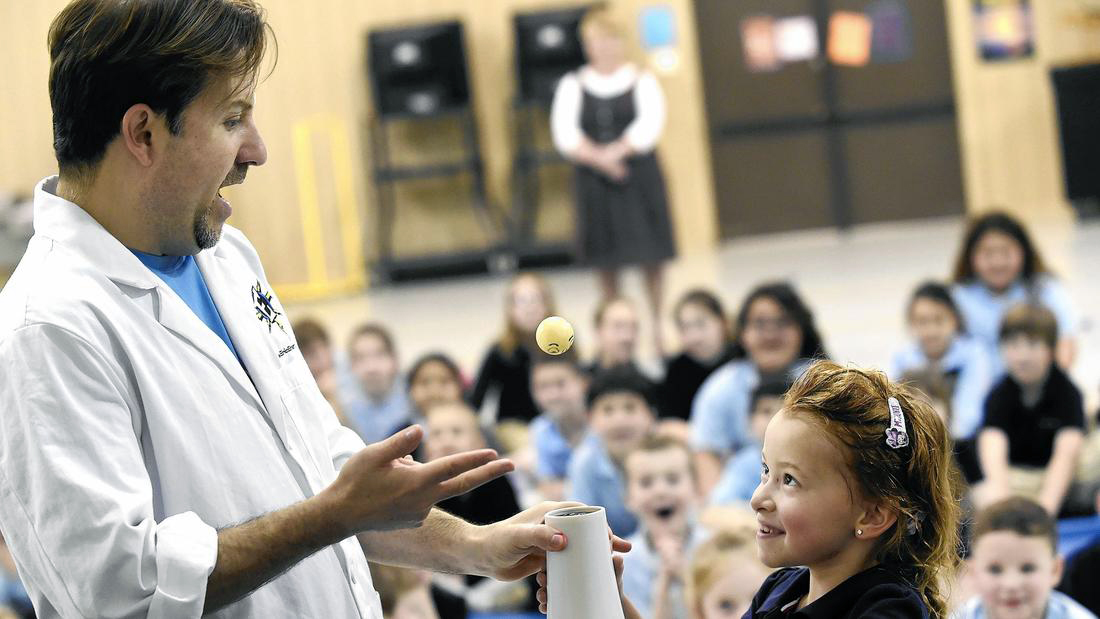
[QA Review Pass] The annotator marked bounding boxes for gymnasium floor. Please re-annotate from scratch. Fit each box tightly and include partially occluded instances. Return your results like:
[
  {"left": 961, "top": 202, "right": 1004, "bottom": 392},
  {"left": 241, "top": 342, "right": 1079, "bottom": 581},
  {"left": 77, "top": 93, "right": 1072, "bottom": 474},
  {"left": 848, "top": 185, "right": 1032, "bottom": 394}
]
[{"left": 285, "top": 211, "right": 1100, "bottom": 411}]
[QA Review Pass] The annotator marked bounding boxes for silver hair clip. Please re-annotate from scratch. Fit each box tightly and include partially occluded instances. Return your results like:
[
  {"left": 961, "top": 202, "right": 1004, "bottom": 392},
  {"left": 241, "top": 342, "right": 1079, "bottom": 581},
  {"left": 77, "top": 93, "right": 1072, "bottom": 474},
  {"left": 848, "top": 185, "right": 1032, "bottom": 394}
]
[
  {"left": 885, "top": 397, "right": 909, "bottom": 449},
  {"left": 906, "top": 510, "right": 925, "bottom": 536}
]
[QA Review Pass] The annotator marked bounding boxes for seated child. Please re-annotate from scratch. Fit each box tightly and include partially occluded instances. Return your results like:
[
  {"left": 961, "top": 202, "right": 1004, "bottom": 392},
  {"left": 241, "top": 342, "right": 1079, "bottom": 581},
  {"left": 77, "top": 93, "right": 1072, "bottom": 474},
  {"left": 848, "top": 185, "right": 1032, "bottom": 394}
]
[
  {"left": 902, "top": 366, "right": 984, "bottom": 484},
  {"left": 292, "top": 317, "right": 353, "bottom": 426},
  {"left": 408, "top": 353, "right": 466, "bottom": 423},
  {"left": 424, "top": 402, "right": 532, "bottom": 612},
  {"left": 345, "top": 323, "right": 410, "bottom": 445},
  {"left": 891, "top": 281, "right": 994, "bottom": 482},
  {"left": 977, "top": 304, "right": 1097, "bottom": 516},
  {"left": 621, "top": 436, "right": 706, "bottom": 619},
  {"left": 686, "top": 527, "right": 773, "bottom": 619},
  {"left": 708, "top": 378, "right": 789, "bottom": 506},
  {"left": 954, "top": 496, "right": 1096, "bottom": 619},
  {"left": 567, "top": 365, "right": 658, "bottom": 537},
  {"left": 529, "top": 352, "right": 589, "bottom": 501}
]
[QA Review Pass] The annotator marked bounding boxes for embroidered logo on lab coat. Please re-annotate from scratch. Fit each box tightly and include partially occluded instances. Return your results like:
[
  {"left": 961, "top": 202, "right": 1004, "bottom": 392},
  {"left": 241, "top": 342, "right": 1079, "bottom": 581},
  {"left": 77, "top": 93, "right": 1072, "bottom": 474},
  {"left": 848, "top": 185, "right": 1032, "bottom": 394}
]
[{"left": 251, "top": 281, "right": 286, "bottom": 333}]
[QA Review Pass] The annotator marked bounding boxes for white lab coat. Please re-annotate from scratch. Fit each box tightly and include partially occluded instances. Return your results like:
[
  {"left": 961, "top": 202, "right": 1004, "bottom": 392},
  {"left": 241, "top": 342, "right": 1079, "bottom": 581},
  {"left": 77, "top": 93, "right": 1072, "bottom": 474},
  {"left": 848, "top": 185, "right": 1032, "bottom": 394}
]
[{"left": 0, "top": 177, "right": 383, "bottom": 618}]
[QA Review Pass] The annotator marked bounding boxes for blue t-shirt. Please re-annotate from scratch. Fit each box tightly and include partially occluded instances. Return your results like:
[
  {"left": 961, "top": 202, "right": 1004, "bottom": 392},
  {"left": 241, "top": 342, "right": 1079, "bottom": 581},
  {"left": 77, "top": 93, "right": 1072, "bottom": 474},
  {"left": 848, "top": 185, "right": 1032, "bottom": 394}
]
[{"left": 130, "top": 250, "right": 239, "bottom": 359}]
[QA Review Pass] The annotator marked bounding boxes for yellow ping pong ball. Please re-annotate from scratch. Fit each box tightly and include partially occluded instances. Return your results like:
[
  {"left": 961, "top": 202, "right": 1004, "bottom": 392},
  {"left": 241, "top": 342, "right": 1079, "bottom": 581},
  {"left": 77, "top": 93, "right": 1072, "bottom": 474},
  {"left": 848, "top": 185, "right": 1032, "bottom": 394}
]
[{"left": 536, "top": 316, "right": 574, "bottom": 356}]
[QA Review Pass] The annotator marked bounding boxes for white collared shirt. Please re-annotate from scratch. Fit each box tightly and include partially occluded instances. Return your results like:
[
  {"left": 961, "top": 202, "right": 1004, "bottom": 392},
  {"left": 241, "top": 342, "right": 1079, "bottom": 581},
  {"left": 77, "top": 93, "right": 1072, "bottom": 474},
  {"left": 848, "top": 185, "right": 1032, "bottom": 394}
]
[
  {"left": 550, "top": 63, "right": 667, "bottom": 155},
  {"left": 0, "top": 177, "right": 382, "bottom": 618}
]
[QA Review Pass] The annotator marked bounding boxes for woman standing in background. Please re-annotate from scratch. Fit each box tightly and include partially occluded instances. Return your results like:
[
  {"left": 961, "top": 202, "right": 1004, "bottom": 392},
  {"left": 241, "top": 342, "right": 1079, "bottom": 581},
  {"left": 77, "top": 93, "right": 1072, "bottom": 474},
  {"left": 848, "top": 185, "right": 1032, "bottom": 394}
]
[{"left": 551, "top": 7, "right": 676, "bottom": 353}]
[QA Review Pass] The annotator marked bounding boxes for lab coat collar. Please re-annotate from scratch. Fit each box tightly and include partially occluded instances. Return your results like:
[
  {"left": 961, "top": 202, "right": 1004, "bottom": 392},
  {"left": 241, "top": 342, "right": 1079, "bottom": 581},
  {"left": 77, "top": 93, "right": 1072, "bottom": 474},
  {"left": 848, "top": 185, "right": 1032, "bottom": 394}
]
[
  {"left": 32, "top": 176, "right": 162, "bottom": 291},
  {"left": 32, "top": 176, "right": 266, "bottom": 413}
]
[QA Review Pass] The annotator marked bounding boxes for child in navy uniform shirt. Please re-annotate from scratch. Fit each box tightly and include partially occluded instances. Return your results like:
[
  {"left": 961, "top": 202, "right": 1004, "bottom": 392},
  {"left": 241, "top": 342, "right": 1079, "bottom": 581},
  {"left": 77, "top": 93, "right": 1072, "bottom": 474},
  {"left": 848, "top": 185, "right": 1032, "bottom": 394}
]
[
  {"left": 541, "top": 361, "right": 963, "bottom": 618},
  {"left": 976, "top": 303, "right": 1096, "bottom": 516},
  {"left": 741, "top": 362, "right": 961, "bottom": 618}
]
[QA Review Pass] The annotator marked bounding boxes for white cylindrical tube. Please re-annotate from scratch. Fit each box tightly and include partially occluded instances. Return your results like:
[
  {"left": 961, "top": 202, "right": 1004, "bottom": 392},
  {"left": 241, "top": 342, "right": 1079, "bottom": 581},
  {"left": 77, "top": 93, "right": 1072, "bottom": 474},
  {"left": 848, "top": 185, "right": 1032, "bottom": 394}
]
[{"left": 545, "top": 506, "right": 625, "bottom": 619}]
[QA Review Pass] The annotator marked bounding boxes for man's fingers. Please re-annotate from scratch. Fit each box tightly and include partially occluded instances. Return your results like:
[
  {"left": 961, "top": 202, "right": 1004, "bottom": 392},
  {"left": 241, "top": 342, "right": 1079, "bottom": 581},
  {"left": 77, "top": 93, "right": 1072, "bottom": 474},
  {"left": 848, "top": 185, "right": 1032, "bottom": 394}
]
[
  {"left": 433, "top": 458, "right": 514, "bottom": 500},
  {"left": 419, "top": 449, "right": 500, "bottom": 486},
  {"left": 499, "top": 523, "right": 568, "bottom": 554},
  {"left": 497, "top": 553, "right": 547, "bottom": 582},
  {"left": 373, "top": 425, "right": 423, "bottom": 462},
  {"left": 506, "top": 501, "right": 583, "bottom": 526}
]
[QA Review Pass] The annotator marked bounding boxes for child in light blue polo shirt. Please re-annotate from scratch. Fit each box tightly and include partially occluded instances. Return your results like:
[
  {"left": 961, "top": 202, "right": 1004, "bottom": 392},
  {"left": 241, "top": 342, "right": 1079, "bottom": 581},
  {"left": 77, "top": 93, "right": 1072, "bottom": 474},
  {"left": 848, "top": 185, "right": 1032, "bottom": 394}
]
[
  {"left": 891, "top": 281, "right": 994, "bottom": 483},
  {"left": 621, "top": 436, "right": 705, "bottom": 619},
  {"left": 950, "top": 212, "right": 1078, "bottom": 374},
  {"left": 689, "top": 282, "right": 826, "bottom": 492},
  {"left": 528, "top": 354, "right": 589, "bottom": 501},
  {"left": 567, "top": 365, "right": 657, "bottom": 537}
]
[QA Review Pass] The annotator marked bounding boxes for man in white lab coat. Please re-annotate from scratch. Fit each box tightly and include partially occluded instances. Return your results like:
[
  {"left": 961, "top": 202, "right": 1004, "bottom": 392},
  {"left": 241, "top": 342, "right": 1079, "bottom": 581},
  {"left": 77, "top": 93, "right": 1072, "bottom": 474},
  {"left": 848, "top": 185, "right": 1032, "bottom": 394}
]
[{"left": 0, "top": 1, "right": 627, "bottom": 617}]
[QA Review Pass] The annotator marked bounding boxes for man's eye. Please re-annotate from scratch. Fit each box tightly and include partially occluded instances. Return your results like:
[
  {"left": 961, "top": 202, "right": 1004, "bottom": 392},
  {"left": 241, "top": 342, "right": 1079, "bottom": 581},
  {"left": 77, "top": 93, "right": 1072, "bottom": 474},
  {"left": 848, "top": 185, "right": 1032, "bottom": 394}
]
[{"left": 224, "top": 118, "right": 241, "bottom": 129}]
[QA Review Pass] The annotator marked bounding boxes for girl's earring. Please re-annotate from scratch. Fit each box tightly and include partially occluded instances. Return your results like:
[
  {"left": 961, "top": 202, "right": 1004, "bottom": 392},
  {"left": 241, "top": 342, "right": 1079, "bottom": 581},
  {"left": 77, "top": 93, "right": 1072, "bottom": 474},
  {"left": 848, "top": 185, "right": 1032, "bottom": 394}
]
[{"left": 856, "top": 529, "right": 863, "bottom": 536}]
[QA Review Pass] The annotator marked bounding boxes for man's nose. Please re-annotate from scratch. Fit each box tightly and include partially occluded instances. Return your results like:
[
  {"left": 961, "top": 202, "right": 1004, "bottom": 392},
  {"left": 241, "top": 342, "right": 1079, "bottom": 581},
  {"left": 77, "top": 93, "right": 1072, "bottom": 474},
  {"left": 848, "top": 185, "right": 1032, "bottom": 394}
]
[{"left": 238, "top": 127, "right": 267, "bottom": 167}]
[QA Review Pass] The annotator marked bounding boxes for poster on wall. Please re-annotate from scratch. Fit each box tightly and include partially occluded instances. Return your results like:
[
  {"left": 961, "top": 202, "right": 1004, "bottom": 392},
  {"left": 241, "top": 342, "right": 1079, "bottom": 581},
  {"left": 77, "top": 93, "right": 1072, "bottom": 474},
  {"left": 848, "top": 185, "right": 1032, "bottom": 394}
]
[
  {"left": 740, "top": 15, "right": 781, "bottom": 73},
  {"left": 868, "top": 0, "right": 914, "bottom": 63},
  {"left": 639, "top": 5, "right": 681, "bottom": 73},
  {"left": 974, "top": 0, "right": 1034, "bottom": 60},
  {"left": 775, "top": 16, "right": 819, "bottom": 64},
  {"left": 828, "top": 11, "right": 872, "bottom": 67}
]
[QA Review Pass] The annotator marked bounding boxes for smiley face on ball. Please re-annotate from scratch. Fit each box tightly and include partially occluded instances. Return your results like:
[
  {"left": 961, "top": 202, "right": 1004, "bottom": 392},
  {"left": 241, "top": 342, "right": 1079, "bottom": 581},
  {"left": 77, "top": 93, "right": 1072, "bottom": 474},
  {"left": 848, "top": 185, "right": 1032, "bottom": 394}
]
[{"left": 536, "top": 316, "right": 575, "bottom": 355}]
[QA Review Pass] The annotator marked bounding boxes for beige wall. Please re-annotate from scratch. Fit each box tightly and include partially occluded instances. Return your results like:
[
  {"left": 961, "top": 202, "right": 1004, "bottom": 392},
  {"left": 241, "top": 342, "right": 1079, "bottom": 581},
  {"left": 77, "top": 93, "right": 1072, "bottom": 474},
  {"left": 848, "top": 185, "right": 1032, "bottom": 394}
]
[
  {"left": 4, "top": 1, "right": 1100, "bottom": 297},
  {"left": 0, "top": 0, "right": 716, "bottom": 299},
  {"left": 946, "top": 0, "right": 1100, "bottom": 219}
]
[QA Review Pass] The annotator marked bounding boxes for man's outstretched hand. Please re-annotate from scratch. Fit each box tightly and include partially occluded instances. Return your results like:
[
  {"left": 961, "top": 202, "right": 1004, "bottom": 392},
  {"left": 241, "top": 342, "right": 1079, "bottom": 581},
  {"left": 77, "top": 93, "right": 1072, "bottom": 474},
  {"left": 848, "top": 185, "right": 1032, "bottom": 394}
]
[{"left": 319, "top": 425, "right": 514, "bottom": 536}]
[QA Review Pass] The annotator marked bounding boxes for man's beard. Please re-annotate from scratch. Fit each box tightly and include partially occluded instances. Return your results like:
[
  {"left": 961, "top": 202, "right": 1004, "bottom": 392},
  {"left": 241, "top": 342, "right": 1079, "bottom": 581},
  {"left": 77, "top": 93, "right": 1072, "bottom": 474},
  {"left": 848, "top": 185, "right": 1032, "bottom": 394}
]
[{"left": 193, "top": 201, "right": 222, "bottom": 250}]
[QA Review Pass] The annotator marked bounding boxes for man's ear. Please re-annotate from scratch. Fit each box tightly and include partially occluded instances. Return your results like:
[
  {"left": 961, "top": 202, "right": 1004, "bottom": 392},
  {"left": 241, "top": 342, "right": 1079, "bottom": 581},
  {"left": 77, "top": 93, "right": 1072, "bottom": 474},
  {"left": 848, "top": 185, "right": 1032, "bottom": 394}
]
[
  {"left": 119, "top": 104, "right": 162, "bottom": 167},
  {"left": 856, "top": 502, "right": 899, "bottom": 540}
]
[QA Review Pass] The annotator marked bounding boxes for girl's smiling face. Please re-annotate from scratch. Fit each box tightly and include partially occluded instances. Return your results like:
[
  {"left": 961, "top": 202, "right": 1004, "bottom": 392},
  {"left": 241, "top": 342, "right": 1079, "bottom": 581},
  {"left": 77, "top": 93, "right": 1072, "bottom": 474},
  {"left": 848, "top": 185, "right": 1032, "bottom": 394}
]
[{"left": 749, "top": 409, "right": 865, "bottom": 571}]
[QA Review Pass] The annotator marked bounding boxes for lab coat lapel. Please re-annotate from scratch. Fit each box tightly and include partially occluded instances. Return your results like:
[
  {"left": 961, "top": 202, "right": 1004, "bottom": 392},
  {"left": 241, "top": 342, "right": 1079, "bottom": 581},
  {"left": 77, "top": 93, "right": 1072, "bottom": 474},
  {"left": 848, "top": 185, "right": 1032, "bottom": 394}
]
[
  {"left": 196, "top": 251, "right": 292, "bottom": 442},
  {"left": 151, "top": 281, "right": 266, "bottom": 415}
]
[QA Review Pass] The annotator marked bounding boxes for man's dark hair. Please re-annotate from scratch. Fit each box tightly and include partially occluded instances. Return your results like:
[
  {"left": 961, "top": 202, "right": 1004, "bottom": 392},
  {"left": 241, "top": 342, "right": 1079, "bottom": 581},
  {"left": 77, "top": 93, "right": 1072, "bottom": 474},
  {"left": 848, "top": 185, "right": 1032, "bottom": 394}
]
[{"left": 48, "top": 0, "right": 275, "bottom": 178}]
